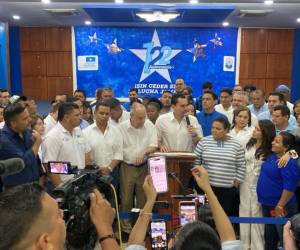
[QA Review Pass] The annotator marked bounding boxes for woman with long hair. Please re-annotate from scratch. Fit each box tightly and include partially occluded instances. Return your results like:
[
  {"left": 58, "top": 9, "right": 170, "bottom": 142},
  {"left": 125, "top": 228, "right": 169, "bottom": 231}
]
[
  {"left": 257, "top": 131, "right": 300, "bottom": 250},
  {"left": 239, "top": 119, "right": 276, "bottom": 250}
]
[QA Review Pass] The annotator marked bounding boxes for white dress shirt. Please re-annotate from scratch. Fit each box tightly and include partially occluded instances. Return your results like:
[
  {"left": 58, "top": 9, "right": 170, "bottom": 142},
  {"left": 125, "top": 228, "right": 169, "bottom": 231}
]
[
  {"left": 118, "top": 119, "right": 158, "bottom": 164},
  {"left": 43, "top": 114, "right": 57, "bottom": 134},
  {"left": 83, "top": 123, "right": 123, "bottom": 167},
  {"left": 229, "top": 126, "right": 255, "bottom": 148},
  {"left": 215, "top": 104, "right": 234, "bottom": 123},
  {"left": 42, "top": 122, "right": 91, "bottom": 182},
  {"left": 155, "top": 112, "right": 203, "bottom": 152},
  {"left": 109, "top": 110, "right": 130, "bottom": 126}
]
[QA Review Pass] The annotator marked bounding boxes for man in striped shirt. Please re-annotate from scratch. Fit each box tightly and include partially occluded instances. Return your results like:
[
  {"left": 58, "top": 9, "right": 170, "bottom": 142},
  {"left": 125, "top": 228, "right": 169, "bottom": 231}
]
[{"left": 194, "top": 116, "right": 246, "bottom": 216}]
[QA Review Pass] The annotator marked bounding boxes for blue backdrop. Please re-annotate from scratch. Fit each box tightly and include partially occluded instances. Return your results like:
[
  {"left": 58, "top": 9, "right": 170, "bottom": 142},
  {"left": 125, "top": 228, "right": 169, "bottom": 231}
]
[{"left": 74, "top": 27, "right": 238, "bottom": 98}]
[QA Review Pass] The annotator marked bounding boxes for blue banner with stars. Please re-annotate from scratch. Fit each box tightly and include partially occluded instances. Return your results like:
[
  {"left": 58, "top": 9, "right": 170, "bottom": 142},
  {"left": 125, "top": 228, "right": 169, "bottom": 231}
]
[{"left": 74, "top": 27, "right": 238, "bottom": 98}]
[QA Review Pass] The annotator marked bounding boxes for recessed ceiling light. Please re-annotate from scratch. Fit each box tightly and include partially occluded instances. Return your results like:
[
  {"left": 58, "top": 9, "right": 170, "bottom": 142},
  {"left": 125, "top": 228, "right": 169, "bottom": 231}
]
[
  {"left": 12, "top": 15, "right": 20, "bottom": 20},
  {"left": 264, "top": 0, "right": 274, "bottom": 5},
  {"left": 190, "top": 0, "right": 198, "bottom": 4},
  {"left": 222, "top": 21, "right": 229, "bottom": 26},
  {"left": 41, "top": 0, "right": 51, "bottom": 4},
  {"left": 115, "top": 0, "right": 124, "bottom": 3},
  {"left": 297, "top": 18, "right": 300, "bottom": 23},
  {"left": 85, "top": 20, "right": 92, "bottom": 25}
]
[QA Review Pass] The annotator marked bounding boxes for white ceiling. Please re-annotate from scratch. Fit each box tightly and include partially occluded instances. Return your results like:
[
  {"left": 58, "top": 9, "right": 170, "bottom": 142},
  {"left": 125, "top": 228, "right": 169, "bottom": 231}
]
[{"left": 0, "top": 1, "right": 300, "bottom": 28}]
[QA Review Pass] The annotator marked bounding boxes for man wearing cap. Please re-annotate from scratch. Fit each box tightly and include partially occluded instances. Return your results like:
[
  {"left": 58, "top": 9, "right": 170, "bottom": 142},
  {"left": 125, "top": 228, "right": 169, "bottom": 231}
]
[{"left": 275, "top": 84, "right": 294, "bottom": 114}]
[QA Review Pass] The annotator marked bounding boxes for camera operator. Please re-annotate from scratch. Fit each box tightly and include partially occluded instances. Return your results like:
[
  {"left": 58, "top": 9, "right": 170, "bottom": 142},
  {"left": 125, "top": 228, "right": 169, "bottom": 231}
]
[
  {"left": 0, "top": 183, "right": 120, "bottom": 250},
  {"left": 42, "top": 102, "right": 92, "bottom": 187}
]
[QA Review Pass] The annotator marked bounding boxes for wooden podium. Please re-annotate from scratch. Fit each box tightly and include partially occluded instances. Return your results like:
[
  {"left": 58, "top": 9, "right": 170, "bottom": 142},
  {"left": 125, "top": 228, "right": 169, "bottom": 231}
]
[{"left": 150, "top": 152, "right": 197, "bottom": 230}]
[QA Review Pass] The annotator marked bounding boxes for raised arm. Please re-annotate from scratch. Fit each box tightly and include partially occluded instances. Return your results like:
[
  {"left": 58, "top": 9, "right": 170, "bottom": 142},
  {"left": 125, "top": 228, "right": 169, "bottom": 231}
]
[{"left": 191, "top": 165, "right": 236, "bottom": 243}]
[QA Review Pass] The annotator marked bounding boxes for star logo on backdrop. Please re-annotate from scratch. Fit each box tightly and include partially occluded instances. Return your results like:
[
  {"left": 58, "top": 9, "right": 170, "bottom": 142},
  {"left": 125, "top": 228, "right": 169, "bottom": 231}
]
[{"left": 130, "top": 29, "right": 182, "bottom": 83}]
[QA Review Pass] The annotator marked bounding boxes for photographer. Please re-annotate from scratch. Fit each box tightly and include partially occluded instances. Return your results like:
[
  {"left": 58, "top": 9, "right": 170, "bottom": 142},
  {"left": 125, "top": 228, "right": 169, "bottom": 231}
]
[{"left": 0, "top": 183, "right": 120, "bottom": 250}]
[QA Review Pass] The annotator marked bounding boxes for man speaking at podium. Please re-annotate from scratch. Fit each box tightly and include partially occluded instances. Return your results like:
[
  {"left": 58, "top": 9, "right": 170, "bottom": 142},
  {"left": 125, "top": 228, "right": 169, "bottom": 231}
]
[{"left": 155, "top": 93, "right": 203, "bottom": 152}]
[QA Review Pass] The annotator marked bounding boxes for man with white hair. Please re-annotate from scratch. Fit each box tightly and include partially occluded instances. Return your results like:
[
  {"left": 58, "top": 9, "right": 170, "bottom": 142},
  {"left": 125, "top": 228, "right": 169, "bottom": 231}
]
[
  {"left": 118, "top": 103, "right": 158, "bottom": 238},
  {"left": 230, "top": 91, "right": 257, "bottom": 125}
]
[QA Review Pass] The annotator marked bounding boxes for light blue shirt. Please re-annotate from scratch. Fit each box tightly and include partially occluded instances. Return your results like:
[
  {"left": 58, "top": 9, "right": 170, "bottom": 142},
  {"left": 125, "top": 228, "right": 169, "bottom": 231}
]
[
  {"left": 248, "top": 103, "right": 268, "bottom": 117},
  {"left": 275, "top": 122, "right": 297, "bottom": 135},
  {"left": 258, "top": 110, "right": 298, "bottom": 127}
]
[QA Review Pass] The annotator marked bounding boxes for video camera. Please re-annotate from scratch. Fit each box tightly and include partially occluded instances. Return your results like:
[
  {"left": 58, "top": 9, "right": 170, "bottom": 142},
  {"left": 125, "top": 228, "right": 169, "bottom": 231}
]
[{"left": 49, "top": 161, "right": 113, "bottom": 250}]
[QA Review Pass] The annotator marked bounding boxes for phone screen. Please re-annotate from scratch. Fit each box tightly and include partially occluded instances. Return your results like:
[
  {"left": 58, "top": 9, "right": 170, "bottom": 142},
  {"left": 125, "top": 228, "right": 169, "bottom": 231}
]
[
  {"left": 179, "top": 202, "right": 197, "bottom": 226},
  {"left": 148, "top": 156, "right": 168, "bottom": 193},
  {"left": 48, "top": 162, "right": 70, "bottom": 174},
  {"left": 150, "top": 221, "right": 167, "bottom": 250}
]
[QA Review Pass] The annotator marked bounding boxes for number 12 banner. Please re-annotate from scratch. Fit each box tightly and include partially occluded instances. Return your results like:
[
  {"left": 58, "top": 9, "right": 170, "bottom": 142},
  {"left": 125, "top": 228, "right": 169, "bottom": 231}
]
[{"left": 74, "top": 26, "right": 238, "bottom": 98}]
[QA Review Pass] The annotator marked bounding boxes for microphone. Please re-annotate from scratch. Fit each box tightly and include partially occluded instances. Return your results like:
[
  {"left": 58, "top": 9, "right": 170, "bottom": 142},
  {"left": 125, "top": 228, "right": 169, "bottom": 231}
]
[
  {"left": 0, "top": 158, "right": 25, "bottom": 176},
  {"left": 185, "top": 115, "right": 191, "bottom": 126},
  {"left": 168, "top": 172, "right": 188, "bottom": 197}
]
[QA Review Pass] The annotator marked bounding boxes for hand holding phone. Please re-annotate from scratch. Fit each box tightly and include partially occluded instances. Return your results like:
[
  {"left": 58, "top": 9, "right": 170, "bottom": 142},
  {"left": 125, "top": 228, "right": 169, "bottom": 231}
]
[
  {"left": 148, "top": 156, "right": 168, "bottom": 194},
  {"left": 150, "top": 220, "right": 167, "bottom": 250},
  {"left": 179, "top": 201, "right": 197, "bottom": 226}
]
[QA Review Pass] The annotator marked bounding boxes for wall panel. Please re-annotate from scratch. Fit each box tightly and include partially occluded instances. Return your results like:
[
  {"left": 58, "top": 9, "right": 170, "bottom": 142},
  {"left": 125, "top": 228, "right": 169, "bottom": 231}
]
[
  {"left": 45, "top": 27, "right": 72, "bottom": 51},
  {"left": 241, "top": 28, "right": 268, "bottom": 53},
  {"left": 239, "top": 28, "right": 294, "bottom": 94},
  {"left": 20, "top": 27, "right": 73, "bottom": 100},
  {"left": 239, "top": 53, "right": 267, "bottom": 79},
  {"left": 20, "top": 27, "right": 46, "bottom": 51},
  {"left": 47, "top": 77, "right": 73, "bottom": 101},
  {"left": 22, "top": 76, "right": 47, "bottom": 100},
  {"left": 46, "top": 52, "right": 72, "bottom": 77}
]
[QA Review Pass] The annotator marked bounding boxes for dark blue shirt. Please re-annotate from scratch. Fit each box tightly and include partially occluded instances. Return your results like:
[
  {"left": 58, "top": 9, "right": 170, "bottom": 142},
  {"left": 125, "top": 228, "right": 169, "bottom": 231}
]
[
  {"left": 196, "top": 110, "right": 227, "bottom": 136},
  {"left": 0, "top": 124, "right": 39, "bottom": 187},
  {"left": 257, "top": 153, "right": 299, "bottom": 207}
]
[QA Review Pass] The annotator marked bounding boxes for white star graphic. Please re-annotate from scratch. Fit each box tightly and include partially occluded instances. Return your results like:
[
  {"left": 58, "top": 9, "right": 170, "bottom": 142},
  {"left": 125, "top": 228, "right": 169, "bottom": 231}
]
[{"left": 130, "top": 29, "right": 182, "bottom": 83}]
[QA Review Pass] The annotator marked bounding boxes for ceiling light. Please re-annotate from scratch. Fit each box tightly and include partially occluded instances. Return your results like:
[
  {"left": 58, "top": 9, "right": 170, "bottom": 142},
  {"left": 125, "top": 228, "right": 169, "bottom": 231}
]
[
  {"left": 136, "top": 11, "right": 180, "bottom": 22},
  {"left": 12, "top": 15, "right": 20, "bottom": 20},
  {"left": 85, "top": 20, "right": 92, "bottom": 25},
  {"left": 189, "top": 0, "right": 198, "bottom": 3},
  {"left": 41, "top": 0, "right": 51, "bottom": 4},
  {"left": 297, "top": 18, "right": 300, "bottom": 23},
  {"left": 115, "top": 0, "right": 124, "bottom": 3},
  {"left": 264, "top": 0, "right": 274, "bottom": 5},
  {"left": 222, "top": 21, "right": 229, "bottom": 26}
]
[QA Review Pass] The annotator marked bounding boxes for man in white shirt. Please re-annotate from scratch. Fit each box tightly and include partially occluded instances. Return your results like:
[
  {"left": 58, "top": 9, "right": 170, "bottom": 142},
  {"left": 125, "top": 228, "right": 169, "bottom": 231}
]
[
  {"left": 156, "top": 93, "right": 203, "bottom": 152},
  {"left": 215, "top": 88, "right": 233, "bottom": 122},
  {"left": 83, "top": 102, "right": 123, "bottom": 177},
  {"left": 42, "top": 102, "right": 92, "bottom": 187},
  {"left": 44, "top": 102, "right": 59, "bottom": 134},
  {"left": 108, "top": 98, "right": 130, "bottom": 126},
  {"left": 118, "top": 103, "right": 158, "bottom": 234}
]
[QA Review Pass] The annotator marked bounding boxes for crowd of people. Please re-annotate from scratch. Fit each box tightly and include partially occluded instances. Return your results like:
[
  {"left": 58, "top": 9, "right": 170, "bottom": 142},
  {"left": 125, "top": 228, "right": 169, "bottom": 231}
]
[{"left": 0, "top": 78, "right": 300, "bottom": 250}]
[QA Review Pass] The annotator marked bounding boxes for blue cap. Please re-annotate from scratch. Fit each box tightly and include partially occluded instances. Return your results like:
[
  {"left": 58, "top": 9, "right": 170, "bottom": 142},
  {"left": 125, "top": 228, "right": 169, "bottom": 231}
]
[{"left": 275, "top": 84, "right": 290, "bottom": 93}]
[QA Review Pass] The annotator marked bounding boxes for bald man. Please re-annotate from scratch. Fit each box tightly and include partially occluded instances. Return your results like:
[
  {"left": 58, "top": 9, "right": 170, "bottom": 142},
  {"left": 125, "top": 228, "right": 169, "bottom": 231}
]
[{"left": 118, "top": 103, "right": 158, "bottom": 237}]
